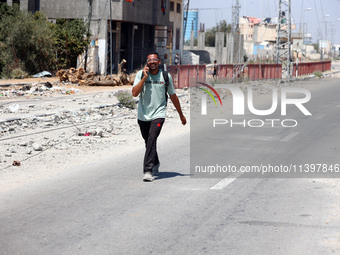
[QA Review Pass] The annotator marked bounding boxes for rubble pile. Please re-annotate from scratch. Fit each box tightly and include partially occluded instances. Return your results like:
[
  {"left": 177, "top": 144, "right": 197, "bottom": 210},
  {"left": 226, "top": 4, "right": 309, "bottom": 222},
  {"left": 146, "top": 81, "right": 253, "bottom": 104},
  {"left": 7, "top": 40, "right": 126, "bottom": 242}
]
[
  {"left": 0, "top": 82, "right": 84, "bottom": 99},
  {"left": 0, "top": 89, "right": 190, "bottom": 171},
  {"left": 56, "top": 59, "right": 136, "bottom": 86}
]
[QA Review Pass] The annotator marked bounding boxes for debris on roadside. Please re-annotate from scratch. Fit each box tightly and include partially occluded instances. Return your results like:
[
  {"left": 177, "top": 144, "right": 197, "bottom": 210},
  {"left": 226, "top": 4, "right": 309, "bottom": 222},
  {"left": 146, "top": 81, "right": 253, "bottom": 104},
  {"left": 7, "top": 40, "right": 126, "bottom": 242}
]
[
  {"left": 12, "top": 161, "right": 21, "bottom": 166},
  {"left": 56, "top": 59, "right": 136, "bottom": 87},
  {"left": 33, "top": 71, "right": 52, "bottom": 78}
]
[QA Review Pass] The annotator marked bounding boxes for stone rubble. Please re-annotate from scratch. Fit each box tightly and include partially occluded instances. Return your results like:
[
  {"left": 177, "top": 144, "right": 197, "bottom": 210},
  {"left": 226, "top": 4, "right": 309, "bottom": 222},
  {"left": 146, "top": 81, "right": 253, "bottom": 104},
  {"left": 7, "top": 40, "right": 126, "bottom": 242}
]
[{"left": 0, "top": 86, "right": 190, "bottom": 171}]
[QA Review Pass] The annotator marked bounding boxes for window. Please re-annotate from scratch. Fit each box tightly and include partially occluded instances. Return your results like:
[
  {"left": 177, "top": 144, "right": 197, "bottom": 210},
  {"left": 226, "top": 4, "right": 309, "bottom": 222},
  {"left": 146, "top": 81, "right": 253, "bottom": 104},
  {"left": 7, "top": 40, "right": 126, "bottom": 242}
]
[
  {"left": 176, "top": 3, "right": 181, "bottom": 13},
  {"left": 28, "top": 0, "right": 40, "bottom": 12},
  {"left": 170, "top": 1, "right": 174, "bottom": 12}
]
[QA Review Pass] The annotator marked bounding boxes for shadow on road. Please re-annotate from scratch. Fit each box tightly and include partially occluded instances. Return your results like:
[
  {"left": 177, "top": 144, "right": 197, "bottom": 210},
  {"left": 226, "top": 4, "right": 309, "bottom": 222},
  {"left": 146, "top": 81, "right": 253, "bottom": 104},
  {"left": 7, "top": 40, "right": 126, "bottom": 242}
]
[{"left": 155, "top": 172, "right": 192, "bottom": 180}]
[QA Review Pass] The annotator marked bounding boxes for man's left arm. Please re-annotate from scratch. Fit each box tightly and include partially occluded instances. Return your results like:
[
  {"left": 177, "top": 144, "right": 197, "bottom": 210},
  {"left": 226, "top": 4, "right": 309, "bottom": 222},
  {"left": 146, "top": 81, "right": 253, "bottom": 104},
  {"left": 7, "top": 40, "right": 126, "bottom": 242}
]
[{"left": 170, "top": 94, "right": 187, "bottom": 125}]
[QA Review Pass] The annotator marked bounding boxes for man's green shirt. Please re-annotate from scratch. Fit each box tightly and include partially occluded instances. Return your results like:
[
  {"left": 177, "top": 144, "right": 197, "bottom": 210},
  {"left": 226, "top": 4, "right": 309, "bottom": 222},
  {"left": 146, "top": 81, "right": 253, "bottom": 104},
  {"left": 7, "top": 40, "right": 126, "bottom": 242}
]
[{"left": 133, "top": 70, "right": 175, "bottom": 121}]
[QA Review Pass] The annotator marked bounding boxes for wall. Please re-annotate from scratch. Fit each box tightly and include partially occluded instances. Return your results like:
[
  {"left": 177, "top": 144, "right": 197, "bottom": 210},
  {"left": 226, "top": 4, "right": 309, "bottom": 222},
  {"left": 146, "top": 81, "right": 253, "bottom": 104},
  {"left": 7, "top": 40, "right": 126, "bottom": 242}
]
[
  {"left": 253, "top": 24, "right": 276, "bottom": 43},
  {"left": 122, "top": 0, "right": 169, "bottom": 25}
]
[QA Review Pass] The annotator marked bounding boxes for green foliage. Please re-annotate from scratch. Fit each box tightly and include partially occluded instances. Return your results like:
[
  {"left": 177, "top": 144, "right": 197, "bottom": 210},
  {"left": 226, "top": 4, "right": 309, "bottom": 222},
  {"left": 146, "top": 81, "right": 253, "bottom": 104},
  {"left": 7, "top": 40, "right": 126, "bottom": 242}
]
[
  {"left": 10, "top": 68, "right": 29, "bottom": 79},
  {"left": 313, "top": 70, "right": 323, "bottom": 78},
  {"left": 0, "top": 4, "right": 91, "bottom": 77},
  {"left": 205, "top": 30, "right": 216, "bottom": 47},
  {"left": 313, "top": 43, "right": 319, "bottom": 53},
  {"left": 205, "top": 20, "right": 232, "bottom": 47},
  {"left": 0, "top": 5, "right": 54, "bottom": 76},
  {"left": 114, "top": 90, "right": 136, "bottom": 109},
  {"left": 51, "top": 19, "right": 91, "bottom": 69}
]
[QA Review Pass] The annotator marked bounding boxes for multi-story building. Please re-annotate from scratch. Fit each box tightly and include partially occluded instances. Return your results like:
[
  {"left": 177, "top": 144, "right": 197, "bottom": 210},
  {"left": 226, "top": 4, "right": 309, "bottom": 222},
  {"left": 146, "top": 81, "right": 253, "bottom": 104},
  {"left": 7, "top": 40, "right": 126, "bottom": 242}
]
[
  {"left": 155, "top": 0, "right": 182, "bottom": 64},
  {"left": 4, "top": 0, "right": 179, "bottom": 74},
  {"left": 184, "top": 9, "right": 198, "bottom": 43},
  {"left": 169, "top": 0, "right": 182, "bottom": 50},
  {"left": 240, "top": 16, "right": 296, "bottom": 56},
  {"left": 239, "top": 16, "right": 261, "bottom": 42}
]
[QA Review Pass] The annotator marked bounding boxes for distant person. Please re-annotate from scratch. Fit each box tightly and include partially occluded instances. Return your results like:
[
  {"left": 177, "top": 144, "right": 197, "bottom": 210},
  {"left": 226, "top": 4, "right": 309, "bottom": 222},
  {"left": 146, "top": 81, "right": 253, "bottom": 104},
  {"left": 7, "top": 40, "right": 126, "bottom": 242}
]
[
  {"left": 132, "top": 52, "right": 186, "bottom": 182},
  {"left": 213, "top": 60, "right": 217, "bottom": 78},
  {"left": 174, "top": 52, "right": 180, "bottom": 65},
  {"left": 163, "top": 53, "right": 168, "bottom": 71}
]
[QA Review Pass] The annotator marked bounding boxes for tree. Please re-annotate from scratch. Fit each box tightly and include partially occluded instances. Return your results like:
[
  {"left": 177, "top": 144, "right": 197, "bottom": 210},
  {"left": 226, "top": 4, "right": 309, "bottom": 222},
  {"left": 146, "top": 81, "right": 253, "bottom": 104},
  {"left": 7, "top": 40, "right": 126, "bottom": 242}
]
[
  {"left": 205, "top": 20, "right": 232, "bottom": 47},
  {"left": 0, "top": 5, "right": 54, "bottom": 77},
  {"left": 51, "top": 19, "right": 91, "bottom": 69},
  {"left": 0, "top": 4, "right": 91, "bottom": 77}
]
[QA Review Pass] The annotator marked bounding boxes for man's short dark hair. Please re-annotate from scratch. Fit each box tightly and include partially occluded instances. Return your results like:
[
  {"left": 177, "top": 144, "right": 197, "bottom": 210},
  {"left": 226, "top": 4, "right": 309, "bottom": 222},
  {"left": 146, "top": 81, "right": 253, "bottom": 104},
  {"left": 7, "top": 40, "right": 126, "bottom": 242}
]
[{"left": 147, "top": 52, "right": 160, "bottom": 59}]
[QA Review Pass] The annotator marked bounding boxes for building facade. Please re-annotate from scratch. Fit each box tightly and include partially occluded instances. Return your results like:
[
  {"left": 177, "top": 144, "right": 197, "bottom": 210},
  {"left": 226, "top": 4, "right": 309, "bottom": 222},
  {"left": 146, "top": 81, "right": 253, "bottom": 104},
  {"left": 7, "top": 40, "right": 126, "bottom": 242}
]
[{"left": 5, "top": 0, "right": 175, "bottom": 74}]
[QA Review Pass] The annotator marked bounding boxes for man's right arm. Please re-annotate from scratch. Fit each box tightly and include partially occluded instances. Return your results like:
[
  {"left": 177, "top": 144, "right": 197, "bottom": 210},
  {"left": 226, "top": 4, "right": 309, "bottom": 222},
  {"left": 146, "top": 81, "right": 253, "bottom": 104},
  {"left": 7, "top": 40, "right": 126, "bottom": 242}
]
[
  {"left": 132, "top": 66, "right": 149, "bottom": 97},
  {"left": 132, "top": 75, "right": 148, "bottom": 97}
]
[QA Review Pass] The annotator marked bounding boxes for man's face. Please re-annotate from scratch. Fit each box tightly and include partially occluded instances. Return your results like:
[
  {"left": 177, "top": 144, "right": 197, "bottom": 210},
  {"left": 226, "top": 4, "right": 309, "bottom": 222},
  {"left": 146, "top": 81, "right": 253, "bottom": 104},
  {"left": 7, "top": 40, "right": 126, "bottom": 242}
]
[{"left": 147, "top": 54, "right": 160, "bottom": 71}]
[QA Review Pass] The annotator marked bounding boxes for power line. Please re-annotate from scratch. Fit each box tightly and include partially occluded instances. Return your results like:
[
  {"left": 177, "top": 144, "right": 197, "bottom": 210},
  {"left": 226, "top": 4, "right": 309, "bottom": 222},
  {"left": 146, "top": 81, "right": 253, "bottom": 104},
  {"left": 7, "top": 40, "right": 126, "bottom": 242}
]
[
  {"left": 189, "top": 7, "right": 231, "bottom": 11},
  {"left": 313, "top": 0, "right": 322, "bottom": 39}
]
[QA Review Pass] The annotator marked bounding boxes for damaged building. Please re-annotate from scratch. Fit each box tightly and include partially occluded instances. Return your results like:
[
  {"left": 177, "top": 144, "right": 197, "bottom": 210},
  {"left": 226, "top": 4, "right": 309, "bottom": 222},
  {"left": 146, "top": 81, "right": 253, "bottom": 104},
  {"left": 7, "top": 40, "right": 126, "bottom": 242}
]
[{"left": 4, "top": 0, "right": 181, "bottom": 74}]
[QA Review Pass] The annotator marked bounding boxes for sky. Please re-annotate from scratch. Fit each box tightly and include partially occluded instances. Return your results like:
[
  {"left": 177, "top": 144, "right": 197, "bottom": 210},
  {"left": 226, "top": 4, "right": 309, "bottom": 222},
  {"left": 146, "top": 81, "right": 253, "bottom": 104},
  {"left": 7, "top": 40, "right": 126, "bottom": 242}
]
[{"left": 188, "top": 0, "right": 340, "bottom": 45}]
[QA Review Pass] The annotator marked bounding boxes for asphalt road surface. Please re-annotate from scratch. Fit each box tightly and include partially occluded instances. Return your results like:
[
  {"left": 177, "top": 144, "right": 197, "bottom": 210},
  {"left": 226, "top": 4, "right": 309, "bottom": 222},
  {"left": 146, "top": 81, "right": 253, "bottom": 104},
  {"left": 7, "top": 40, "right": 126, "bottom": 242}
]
[{"left": 1, "top": 78, "right": 340, "bottom": 255}]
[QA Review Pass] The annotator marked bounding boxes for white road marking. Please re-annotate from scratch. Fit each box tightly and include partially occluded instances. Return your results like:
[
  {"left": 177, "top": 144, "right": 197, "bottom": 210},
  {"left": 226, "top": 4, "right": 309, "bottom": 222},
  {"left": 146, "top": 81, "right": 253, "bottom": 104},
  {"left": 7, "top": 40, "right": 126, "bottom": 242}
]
[
  {"left": 210, "top": 173, "right": 243, "bottom": 190},
  {"left": 281, "top": 132, "right": 300, "bottom": 142},
  {"left": 315, "top": 114, "right": 325, "bottom": 120},
  {"left": 254, "top": 136, "right": 276, "bottom": 141}
]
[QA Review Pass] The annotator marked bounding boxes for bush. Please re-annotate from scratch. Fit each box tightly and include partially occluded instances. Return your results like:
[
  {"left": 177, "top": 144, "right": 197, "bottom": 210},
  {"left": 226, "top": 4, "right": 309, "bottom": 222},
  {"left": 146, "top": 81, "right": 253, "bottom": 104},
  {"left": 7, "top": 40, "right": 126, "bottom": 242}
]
[
  {"left": 10, "top": 68, "right": 29, "bottom": 79},
  {"left": 313, "top": 70, "right": 323, "bottom": 78},
  {"left": 114, "top": 90, "right": 136, "bottom": 109}
]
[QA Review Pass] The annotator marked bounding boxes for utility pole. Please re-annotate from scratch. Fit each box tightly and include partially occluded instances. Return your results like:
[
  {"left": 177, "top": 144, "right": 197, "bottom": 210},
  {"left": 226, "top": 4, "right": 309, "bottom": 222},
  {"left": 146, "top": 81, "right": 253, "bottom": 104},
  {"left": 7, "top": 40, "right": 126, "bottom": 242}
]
[
  {"left": 180, "top": 0, "right": 190, "bottom": 65},
  {"left": 109, "top": 0, "right": 113, "bottom": 77},
  {"left": 84, "top": 0, "right": 93, "bottom": 72},
  {"left": 232, "top": 0, "right": 241, "bottom": 32},
  {"left": 231, "top": 0, "right": 241, "bottom": 64},
  {"left": 275, "top": 0, "right": 292, "bottom": 78}
]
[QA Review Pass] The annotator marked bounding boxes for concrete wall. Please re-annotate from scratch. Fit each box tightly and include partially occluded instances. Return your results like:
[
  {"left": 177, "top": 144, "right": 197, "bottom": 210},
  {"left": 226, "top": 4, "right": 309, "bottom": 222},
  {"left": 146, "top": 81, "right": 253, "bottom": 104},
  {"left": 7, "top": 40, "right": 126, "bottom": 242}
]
[
  {"left": 122, "top": 0, "right": 168, "bottom": 25},
  {"left": 253, "top": 24, "right": 276, "bottom": 43},
  {"left": 197, "top": 32, "right": 205, "bottom": 50},
  {"left": 184, "top": 46, "right": 227, "bottom": 65},
  {"left": 215, "top": 32, "right": 224, "bottom": 64},
  {"left": 19, "top": 0, "right": 123, "bottom": 24}
]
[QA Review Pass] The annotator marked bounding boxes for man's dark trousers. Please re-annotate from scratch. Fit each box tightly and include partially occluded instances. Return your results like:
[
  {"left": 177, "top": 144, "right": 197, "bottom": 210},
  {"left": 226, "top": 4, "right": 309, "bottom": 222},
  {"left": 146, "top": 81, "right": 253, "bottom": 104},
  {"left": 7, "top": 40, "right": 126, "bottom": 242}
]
[{"left": 138, "top": 118, "right": 165, "bottom": 173}]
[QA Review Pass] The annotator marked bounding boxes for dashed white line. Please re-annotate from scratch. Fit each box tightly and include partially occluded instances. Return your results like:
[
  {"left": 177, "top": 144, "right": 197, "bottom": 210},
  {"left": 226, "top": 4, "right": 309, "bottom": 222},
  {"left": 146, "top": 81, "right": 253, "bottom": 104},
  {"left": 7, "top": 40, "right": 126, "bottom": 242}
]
[
  {"left": 281, "top": 132, "right": 300, "bottom": 142},
  {"left": 210, "top": 173, "right": 243, "bottom": 190},
  {"left": 254, "top": 136, "right": 276, "bottom": 141},
  {"left": 315, "top": 114, "right": 325, "bottom": 120}
]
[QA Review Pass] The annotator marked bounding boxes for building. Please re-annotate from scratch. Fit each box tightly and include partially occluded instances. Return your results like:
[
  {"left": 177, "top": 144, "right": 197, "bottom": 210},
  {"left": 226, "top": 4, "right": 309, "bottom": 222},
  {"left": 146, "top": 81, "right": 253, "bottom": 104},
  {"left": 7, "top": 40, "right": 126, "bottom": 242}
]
[
  {"left": 169, "top": 0, "right": 182, "bottom": 50},
  {"left": 240, "top": 16, "right": 296, "bottom": 56},
  {"left": 184, "top": 9, "right": 198, "bottom": 43},
  {"left": 3, "top": 0, "right": 178, "bottom": 74},
  {"left": 155, "top": 0, "right": 182, "bottom": 64},
  {"left": 239, "top": 16, "right": 261, "bottom": 42}
]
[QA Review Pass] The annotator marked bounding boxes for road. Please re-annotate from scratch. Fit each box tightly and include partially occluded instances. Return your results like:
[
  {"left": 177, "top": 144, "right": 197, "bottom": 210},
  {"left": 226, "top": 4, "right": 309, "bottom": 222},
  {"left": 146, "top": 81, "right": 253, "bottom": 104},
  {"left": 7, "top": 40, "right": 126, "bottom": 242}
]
[{"left": 1, "top": 78, "right": 340, "bottom": 254}]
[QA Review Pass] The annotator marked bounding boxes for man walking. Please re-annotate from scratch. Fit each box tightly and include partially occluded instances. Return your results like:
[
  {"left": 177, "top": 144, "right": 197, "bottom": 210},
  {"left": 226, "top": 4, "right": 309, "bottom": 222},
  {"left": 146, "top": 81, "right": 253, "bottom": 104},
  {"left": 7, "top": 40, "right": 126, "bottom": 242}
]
[
  {"left": 132, "top": 52, "right": 186, "bottom": 182},
  {"left": 213, "top": 60, "right": 217, "bottom": 79}
]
